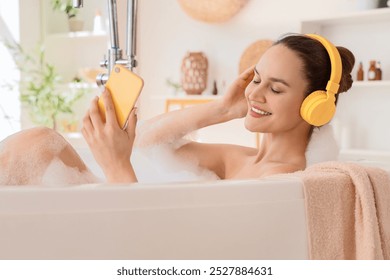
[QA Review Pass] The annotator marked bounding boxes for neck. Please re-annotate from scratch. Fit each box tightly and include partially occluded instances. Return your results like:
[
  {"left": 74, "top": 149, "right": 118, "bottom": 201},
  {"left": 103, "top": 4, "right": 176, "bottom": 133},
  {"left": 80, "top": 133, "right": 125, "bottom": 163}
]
[{"left": 255, "top": 123, "right": 311, "bottom": 165}]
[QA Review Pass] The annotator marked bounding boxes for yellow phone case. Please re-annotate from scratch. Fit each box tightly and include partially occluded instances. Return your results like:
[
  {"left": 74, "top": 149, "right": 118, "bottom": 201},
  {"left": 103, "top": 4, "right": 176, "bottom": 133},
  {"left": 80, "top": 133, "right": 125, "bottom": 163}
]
[{"left": 98, "top": 65, "right": 144, "bottom": 128}]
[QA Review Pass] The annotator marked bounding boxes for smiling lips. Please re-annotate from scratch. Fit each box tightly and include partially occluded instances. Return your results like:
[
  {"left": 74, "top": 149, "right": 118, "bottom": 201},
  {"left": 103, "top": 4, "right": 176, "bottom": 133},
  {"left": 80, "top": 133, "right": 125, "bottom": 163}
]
[{"left": 250, "top": 106, "right": 272, "bottom": 117}]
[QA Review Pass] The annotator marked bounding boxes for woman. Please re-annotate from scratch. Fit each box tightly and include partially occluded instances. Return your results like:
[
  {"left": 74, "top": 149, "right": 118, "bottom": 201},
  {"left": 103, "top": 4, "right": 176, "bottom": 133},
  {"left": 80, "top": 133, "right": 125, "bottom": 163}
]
[{"left": 0, "top": 33, "right": 355, "bottom": 185}]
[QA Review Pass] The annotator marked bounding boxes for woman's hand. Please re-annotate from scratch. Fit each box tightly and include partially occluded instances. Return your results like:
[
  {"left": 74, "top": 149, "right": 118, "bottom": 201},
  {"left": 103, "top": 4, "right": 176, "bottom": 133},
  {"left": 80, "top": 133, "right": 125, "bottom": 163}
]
[
  {"left": 82, "top": 89, "right": 137, "bottom": 183},
  {"left": 220, "top": 66, "right": 255, "bottom": 119}
]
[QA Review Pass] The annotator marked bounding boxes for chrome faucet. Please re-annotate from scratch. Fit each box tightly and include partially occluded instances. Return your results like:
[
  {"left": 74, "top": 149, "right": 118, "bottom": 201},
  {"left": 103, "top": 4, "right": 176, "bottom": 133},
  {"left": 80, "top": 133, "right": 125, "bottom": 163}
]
[
  {"left": 73, "top": 0, "right": 138, "bottom": 86},
  {"left": 72, "top": 0, "right": 83, "bottom": 8}
]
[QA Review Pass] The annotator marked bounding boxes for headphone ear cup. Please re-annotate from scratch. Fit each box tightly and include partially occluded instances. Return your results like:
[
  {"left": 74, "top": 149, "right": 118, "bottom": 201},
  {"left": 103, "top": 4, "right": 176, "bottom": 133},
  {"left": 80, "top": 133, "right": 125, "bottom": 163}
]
[{"left": 300, "top": 90, "right": 336, "bottom": 126}]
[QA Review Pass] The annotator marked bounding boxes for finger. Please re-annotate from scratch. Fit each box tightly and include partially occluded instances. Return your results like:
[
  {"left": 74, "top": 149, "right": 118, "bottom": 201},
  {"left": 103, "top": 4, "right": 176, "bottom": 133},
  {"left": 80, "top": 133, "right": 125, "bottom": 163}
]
[
  {"left": 125, "top": 107, "right": 138, "bottom": 136},
  {"left": 102, "top": 88, "right": 119, "bottom": 127},
  {"left": 238, "top": 65, "right": 255, "bottom": 88},
  {"left": 81, "top": 126, "right": 90, "bottom": 143},
  {"left": 89, "top": 96, "right": 104, "bottom": 130},
  {"left": 82, "top": 110, "right": 93, "bottom": 140},
  {"left": 242, "top": 65, "right": 255, "bottom": 80}
]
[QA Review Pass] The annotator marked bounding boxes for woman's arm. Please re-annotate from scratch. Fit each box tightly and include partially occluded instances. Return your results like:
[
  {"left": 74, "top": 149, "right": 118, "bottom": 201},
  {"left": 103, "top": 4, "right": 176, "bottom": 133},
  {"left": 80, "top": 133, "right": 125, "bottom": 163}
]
[
  {"left": 136, "top": 66, "right": 255, "bottom": 148},
  {"left": 82, "top": 89, "right": 138, "bottom": 183}
]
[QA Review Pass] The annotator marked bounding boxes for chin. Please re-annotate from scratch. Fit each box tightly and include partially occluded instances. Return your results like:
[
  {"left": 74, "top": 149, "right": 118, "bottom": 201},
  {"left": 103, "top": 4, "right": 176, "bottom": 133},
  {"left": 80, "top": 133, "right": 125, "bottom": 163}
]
[{"left": 244, "top": 118, "right": 266, "bottom": 133}]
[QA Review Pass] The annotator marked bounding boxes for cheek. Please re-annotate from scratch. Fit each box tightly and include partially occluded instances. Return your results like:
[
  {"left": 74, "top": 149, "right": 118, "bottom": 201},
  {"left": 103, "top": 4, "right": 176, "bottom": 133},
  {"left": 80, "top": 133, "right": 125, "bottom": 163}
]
[{"left": 279, "top": 97, "right": 304, "bottom": 119}]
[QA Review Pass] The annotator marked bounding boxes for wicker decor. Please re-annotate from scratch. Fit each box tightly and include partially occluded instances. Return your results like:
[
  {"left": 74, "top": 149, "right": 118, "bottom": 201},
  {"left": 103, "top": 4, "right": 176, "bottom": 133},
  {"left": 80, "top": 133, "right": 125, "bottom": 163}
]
[
  {"left": 181, "top": 52, "right": 208, "bottom": 95},
  {"left": 177, "top": 0, "right": 249, "bottom": 23},
  {"left": 239, "top": 39, "right": 273, "bottom": 74}
]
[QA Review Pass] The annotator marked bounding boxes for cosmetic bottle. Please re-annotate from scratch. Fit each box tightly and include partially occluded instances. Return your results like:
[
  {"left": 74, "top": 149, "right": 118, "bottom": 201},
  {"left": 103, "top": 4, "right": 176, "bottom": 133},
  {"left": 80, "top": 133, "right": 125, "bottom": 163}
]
[
  {"left": 375, "top": 61, "right": 382, "bottom": 81},
  {"left": 357, "top": 62, "right": 364, "bottom": 81},
  {"left": 368, "top": 60, "right": 376, "bottom": 81},
  {"left": 212, "top": 80, "right": 218, "bottom": 95}
]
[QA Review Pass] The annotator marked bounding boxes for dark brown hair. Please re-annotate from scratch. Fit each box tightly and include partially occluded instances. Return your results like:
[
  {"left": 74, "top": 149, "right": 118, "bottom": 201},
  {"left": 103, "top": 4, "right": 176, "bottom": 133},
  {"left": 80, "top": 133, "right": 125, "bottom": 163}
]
[{"left": 274, "top": 33, "right": 355, "bottom": 104}]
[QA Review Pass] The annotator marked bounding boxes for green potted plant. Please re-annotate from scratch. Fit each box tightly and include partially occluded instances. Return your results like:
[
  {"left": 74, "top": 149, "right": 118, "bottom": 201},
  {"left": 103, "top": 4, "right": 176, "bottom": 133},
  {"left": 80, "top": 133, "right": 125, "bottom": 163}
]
[
  {"left": 51, "top": 0, "right": 84, "bottom": 32},
  {"left": 5, "top": 42, "right": 86, "bottom": 130}
]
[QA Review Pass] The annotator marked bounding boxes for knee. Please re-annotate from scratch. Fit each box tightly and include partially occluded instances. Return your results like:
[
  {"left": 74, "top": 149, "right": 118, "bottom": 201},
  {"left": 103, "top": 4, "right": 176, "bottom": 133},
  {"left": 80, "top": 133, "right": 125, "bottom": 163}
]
[
  {"left": 0, "top": 127, "right": 68, "bottom": 169},
  {"left": 25, "top": 127, "right": 62, "bottom": 143},
  {"left": 0, "top": 127, "right": 62, "bottom": 185},
  {"left": 20, "top": 127, "right": 87, "bottom": 171}
]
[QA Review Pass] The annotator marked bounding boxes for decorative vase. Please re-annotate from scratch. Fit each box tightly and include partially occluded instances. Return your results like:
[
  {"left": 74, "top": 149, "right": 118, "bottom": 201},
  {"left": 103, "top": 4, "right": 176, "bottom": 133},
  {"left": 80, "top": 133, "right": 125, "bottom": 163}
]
[{"left": 181, "top": 52, "right": 208, "bottom": 95}]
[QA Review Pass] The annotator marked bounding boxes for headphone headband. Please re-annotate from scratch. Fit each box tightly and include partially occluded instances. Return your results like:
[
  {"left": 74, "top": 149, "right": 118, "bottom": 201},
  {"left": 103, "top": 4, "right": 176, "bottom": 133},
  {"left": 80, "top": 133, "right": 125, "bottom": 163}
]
[{"left": 306, "top": 34, "right": 342, "bottom": 95}]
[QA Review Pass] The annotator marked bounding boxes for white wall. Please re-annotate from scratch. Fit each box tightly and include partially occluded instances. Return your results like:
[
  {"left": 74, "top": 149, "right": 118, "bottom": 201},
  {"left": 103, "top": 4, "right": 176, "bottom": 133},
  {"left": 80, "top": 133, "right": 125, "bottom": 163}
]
[
  {"left": 136, "top": 0, "right": 358, "bottom": 119},
  {"left": 135, "top": 0, "right": 364, "bottom": 146},
  {"left": 3, "top": 0, "right": 384, "bottom": 148}
]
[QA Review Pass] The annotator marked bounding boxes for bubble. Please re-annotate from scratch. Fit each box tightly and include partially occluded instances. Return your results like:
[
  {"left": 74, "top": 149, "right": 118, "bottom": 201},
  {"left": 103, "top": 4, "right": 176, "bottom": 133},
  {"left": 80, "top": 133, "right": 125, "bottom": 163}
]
[
  {"left": 131, "top": 140, "right": 220, "bottom": 183},
  {"left": 41, "top": 157, "right": 101, "bottom": 186}
]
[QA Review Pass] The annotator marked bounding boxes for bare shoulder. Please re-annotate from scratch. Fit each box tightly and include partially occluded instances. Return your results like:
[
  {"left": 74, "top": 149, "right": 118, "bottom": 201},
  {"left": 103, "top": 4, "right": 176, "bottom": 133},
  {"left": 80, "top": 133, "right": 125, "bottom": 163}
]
[
  {"left": 176, "top": 142, "right": 257, "bottom": 178},
  {"left": 178, "top": 141, "right": 257, "bottom": 159}
]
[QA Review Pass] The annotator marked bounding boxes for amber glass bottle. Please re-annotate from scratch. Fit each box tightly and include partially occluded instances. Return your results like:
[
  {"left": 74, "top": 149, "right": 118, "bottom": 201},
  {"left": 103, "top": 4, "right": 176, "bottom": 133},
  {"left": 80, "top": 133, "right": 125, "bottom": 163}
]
[
  {"left": 375, "top": 61, "right": 382, "bottom": 81},
  {"left": 357, "top": 62, "right": 364, "bottom": 81}
]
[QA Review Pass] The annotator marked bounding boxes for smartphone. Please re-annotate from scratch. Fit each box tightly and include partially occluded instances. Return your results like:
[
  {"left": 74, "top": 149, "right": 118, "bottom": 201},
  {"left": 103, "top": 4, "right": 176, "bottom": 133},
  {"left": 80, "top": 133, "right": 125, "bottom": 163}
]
[{"left": 98, "top": 65, "right": 144, "bottom": 129}]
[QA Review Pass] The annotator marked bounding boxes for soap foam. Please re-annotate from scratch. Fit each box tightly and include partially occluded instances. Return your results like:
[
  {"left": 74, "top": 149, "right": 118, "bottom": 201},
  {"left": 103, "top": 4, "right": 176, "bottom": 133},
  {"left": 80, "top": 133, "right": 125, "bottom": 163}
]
[
  {"left": 305, "top": 124, "right": 339, "bottom": 166},
  {"left": 131, "top": 139, "right": 220, "bottom": 183},
  {"left": 41, "top": 157, "right": 101, "bottom": 186}
]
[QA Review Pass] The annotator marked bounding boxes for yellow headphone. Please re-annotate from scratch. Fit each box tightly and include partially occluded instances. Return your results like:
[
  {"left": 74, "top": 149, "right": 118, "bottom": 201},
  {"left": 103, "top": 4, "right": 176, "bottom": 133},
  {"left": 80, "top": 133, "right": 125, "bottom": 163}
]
[{"left": 300, "top": 34, "right": 342, "bottom": 126}]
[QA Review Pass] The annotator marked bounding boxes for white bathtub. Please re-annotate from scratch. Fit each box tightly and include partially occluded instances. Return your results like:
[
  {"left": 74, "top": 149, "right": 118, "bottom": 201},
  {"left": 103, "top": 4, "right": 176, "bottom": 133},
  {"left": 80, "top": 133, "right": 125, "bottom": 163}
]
[
  {"left": 0, "top": 176, "right": 308, "bottom": 260},
  {"left": 2, "top": 139, "right": 388, "bottom": 260}
]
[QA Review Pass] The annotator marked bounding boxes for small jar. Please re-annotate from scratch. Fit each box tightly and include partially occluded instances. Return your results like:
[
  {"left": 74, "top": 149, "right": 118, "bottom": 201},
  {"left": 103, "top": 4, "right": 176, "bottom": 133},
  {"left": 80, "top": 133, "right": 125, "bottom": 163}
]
[{"left": 368, "top": 60, "right": 376, "bottom": 81}]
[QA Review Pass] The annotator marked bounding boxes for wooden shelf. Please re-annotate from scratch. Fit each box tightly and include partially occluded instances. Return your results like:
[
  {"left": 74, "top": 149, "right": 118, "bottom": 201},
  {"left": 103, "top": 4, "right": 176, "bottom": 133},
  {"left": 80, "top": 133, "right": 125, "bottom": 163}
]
[
  {"left": 164, "top": 95, "right": 219, "bottom": 113},
  {"left": 151, "top": 94, "right": 220, "bottom": 100}
]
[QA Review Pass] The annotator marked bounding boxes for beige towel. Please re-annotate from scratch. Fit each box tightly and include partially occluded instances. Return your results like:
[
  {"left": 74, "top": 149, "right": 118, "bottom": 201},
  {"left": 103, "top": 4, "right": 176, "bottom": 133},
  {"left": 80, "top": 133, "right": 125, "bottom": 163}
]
[{"left": 297, "top": 161, "right": 390, "bottom": 259}]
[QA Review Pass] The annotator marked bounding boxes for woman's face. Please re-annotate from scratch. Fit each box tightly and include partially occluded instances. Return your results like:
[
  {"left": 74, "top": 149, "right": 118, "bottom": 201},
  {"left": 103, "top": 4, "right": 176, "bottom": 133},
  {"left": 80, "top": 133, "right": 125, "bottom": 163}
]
[{"left": 244, "top": 44, "right": 309, "bottom": 133}]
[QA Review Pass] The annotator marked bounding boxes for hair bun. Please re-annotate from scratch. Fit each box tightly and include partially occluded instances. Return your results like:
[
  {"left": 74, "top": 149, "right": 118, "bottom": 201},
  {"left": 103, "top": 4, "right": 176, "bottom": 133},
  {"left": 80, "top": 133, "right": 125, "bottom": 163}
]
[{"left": 337, "top": 46, "right": 355, "bottom": 94}]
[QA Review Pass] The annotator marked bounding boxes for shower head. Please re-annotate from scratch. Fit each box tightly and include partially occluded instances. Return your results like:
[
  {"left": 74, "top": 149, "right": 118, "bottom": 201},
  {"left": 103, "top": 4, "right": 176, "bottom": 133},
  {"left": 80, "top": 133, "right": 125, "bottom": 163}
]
[{"left": 73, "top": 0, "right": 83, "bottom": 8}]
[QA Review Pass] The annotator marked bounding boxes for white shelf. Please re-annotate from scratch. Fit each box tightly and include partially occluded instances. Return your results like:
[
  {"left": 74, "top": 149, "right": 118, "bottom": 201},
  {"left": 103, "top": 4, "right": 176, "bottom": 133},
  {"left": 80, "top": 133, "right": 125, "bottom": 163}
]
[
  {"left": 302, "top": 8, "right": 390, "bottom": 29},
  {"left": 68, "top": 82, "right": 99, "bottom": 89},
  {"left": 339, "top": 149, "right": 390, "bottom": 168},
  {"left": 46, "top": 31, "right": 108, "bottom": 40},
  {"left": 353, "top": 80, "right": 390, "bottom": 88}
]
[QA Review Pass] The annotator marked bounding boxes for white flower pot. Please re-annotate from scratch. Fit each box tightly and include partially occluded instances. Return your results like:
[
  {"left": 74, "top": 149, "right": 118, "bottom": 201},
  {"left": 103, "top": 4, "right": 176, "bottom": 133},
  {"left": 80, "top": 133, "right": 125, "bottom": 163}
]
[{"left": 357, "top": 0, "right": 378, "bottom": 10}]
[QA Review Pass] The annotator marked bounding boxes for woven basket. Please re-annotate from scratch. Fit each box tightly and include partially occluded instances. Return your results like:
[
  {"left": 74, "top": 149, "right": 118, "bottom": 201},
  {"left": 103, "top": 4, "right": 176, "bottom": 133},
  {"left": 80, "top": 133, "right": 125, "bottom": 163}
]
[
  {"left": 177, "top": 0, "right": 248, "bottom": 23},
  {"left": 239, "top": 39, "right": 273, "bottom": 74}
]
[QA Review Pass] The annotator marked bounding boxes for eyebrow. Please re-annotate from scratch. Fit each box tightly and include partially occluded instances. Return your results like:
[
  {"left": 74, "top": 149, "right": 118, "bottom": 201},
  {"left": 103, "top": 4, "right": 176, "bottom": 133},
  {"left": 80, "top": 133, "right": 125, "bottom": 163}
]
[{"left": 254, "top": 67, "right": 291, "bottom": 88}]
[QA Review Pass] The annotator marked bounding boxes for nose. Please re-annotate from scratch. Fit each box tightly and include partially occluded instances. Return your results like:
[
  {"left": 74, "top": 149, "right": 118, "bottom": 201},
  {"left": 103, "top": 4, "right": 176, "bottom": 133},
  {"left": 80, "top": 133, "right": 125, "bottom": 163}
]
[{"left": 247, "top": 83, "right": 267, "bottom": 103}]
